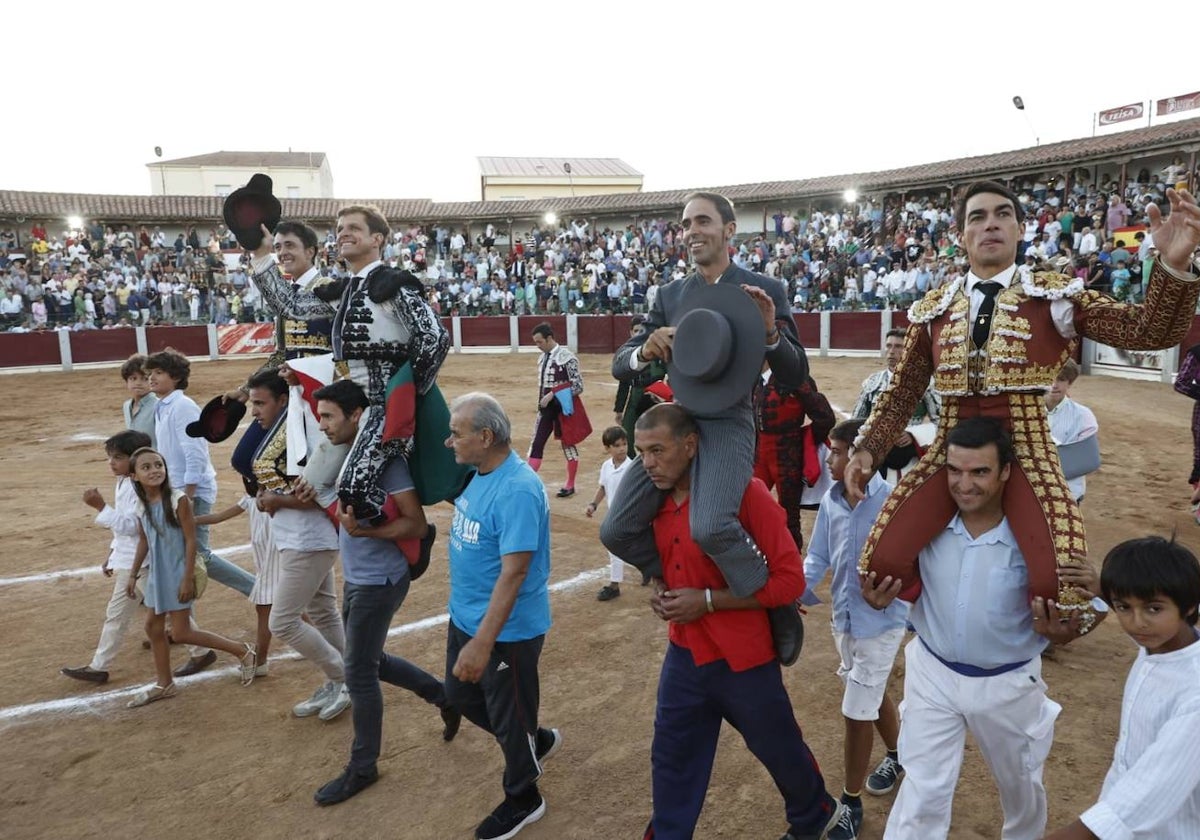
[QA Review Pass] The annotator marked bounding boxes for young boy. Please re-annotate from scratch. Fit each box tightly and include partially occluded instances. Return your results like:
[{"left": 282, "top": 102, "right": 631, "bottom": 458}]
[
  {"left": 144, "top": 348, "right": 256, "bottom": 677},
  {"left": 61, "top": 430, "right": 153, "bottom": 683},
  {"left": 801, "top": 418, "right": 909, "bottom": 839},
  {"left": 586, "top": 426, "right": 635, "bottom": 600},
  {"left": 121, "top": 354, "right": 157, "bottom": 447},
  {"left": 1045, "top": 536, "right": 1200, "bottom": 840}
]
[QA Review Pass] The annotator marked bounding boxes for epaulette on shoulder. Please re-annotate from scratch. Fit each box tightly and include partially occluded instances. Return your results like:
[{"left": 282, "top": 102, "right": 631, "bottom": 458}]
[
  {"left": 1021, "top": 270, "right": 1085, "bottom": 300},
  {"left": 907, "top": 278, "right": 963, "bottom": 324}
]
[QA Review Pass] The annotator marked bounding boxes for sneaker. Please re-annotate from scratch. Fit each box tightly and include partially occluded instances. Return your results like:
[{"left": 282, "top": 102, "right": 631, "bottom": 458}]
[
  {"left": 294, "top": 681, "right": 336, "bottom": 718},
  {"left": 827, "top": 795, "right": 862, "bottom": 840},
  {"left": 474, "top": 791, "right": 546, "bottom": 840},
  {"left": 319, "top": 683, "right": 352, "bottom": 721},
  {"left": 597, "top": 584, "right": 621, "bottom": 602},
  {"left": 534, "top": 727, "right": 562, "bottom": 766},
  {"left": 781, "top": 798, "right": 849, "bottom": 840},
  {"left": 865, "top": 754, "right": 904, "bottom": 795},
  {"left": 61, "top": 665, "right": 109, "bottom": 684},
  {"left": 555, "top": 487, "right": 575, "bottom": 498},
  {"left": 313, "top": 765, "right": 379, "bottom": 806}
]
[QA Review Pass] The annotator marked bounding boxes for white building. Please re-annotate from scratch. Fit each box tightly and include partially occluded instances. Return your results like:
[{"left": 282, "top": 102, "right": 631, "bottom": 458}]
[
  {"left": 478, "top": 157, "right": 642, "bottom": 201},
  {"left": 146, "top": 151, "right": 333, "bottom": 198}
]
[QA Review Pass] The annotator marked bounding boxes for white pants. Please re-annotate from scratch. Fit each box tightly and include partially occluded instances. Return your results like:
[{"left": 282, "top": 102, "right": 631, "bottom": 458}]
[
  {"left": 90, "top": 568, "right": 142, "bottom": 671},
  {"left": 608, "top": 552, "right": 624, "bottom": 583},
  {"left": 884, "top": 638, "right": 1060, "bottom": 840}
]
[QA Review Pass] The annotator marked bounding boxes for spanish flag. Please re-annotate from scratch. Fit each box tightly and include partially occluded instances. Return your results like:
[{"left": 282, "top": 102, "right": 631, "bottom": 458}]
[{"left": 382, "top": 363, "right": 417, "bottom": 445}]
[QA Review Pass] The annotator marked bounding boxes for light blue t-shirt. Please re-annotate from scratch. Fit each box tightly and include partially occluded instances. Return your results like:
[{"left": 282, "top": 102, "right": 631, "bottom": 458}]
[
  {"left": 448, "top": 450, "right": 551, "bottom": 642},
  {"left": 340, "top": 458, "right": 415, "bottom": 586}
]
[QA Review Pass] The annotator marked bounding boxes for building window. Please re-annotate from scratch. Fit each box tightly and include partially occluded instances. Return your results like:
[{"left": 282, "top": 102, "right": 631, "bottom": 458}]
[
  {"left": 287, "top": 186, "right": 301, "bottom": 199},
  {"left": 215, "top": 185, "right": 232, "bottom": 197}
]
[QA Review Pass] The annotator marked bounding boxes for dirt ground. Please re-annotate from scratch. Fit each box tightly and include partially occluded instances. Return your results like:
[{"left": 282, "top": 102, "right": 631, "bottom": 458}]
[{"left": 1, "top": 350, "right": 1196, "bottom": 840}]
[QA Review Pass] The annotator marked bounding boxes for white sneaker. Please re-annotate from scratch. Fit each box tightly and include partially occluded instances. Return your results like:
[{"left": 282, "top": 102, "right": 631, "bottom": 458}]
[
  {"left": 293, "top": 681, "right": 335, "bottom": 718},
  {"left": 319, "top": 682, "right": 352, "bottom": 721}
]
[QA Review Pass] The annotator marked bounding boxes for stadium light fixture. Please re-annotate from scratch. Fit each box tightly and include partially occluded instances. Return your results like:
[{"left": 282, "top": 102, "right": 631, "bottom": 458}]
[
  {"left": 843, "top": 189, "right": 858, "bottom": 204},
  {"left": 544, "top": 212, "right": 558, "bottom": 226},
  {"left": 66, "top": 215, "right": 83, "bottom": 230}
]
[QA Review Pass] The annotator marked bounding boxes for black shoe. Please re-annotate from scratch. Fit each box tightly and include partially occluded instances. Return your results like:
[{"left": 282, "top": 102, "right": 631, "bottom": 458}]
[
  {"left": 440, "top": 704, "right": 462, "bottom": 742},
  {"left": 61, "top": 665, "right": 109, "bottom": 684},
  {"left": 534, "top": 727, "right": 562, "bottom": 765},
  {"left": 767, "top": 604, "right": 805, "bottom": 666},
  {"left": 555, "top": 487, "right": 575, "bottom": 498},
  {"left": 410, "top": 523, "right": 437, "bottom": 582},
  {"left": 314, "top": 765, "right": 379, "bottom": 806},
  {"left": 172, "top": 650, "right": 217, "bottom": 677},
  {"left": 597, "top": 584, "right": 621, "bottom": 601},
  {"left": 828, "top": 794, "right": 862, "bottom": 840},
  {"left": 865, "top": 754, "right": 904, "bottom": 795},
  {"left": 474, "top": 791, "right": 546, "bottom": 840}
]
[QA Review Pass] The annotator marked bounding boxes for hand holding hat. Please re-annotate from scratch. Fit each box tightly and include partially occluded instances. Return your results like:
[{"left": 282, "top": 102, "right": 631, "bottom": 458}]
[{"left": 222, "top": 174, "right": 281, "bottom": 251}]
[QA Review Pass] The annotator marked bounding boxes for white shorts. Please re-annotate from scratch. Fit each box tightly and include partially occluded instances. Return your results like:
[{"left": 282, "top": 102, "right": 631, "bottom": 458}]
[{"left": 832, "top": 626, "right": 906, "bottom": 721}]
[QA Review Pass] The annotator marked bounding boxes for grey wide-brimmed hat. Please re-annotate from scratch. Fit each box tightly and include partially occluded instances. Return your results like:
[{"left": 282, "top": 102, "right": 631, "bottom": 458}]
[{"left": 667, "top": 282, "right": 766, "bottom": 415}]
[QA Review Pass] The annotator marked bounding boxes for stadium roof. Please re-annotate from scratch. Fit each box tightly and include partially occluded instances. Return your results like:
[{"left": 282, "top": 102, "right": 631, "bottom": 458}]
[
  {"left": 478, "top": 157, "right": 642, "bottom": 178},
  {"left": 5, "top": 118, "right": 1198, "bottom": 225},
  {"left": 147, "top": 151, "right": 328, "bottom": 169}
]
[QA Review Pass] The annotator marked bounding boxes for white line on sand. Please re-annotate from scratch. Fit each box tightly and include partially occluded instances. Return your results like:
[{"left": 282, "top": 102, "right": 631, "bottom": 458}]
[
  {"left": 0, "top": 568, "right": 606, "bottom": 727},
  {"left": 0, "top": 544, "right": 252, "bottom": 587}
]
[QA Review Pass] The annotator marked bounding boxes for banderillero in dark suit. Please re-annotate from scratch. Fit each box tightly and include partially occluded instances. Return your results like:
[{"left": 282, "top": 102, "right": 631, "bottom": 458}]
[{"left": 600, "top": 264, "right": 809, "bottom": 597}]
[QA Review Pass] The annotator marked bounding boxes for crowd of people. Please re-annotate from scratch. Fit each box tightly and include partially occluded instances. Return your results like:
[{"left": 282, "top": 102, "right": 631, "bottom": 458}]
[
  {"left": 50, "top": 178, "right": 1200, "bottom": 840},
  {"left": 3, "top": 158, "right": 1193, "bottom": 337}
]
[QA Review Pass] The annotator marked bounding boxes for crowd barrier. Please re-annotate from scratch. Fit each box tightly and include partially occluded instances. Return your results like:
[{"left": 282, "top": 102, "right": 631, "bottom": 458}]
[{"left": 0, "top": 311, "right": 1189, "bottom": 383}]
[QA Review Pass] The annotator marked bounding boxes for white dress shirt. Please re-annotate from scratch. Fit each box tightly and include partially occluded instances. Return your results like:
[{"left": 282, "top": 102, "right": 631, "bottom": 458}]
[
  {"left": 909, "top": 515, "right": 1047, "bottom": 669},
  {"left": 95, "top": 476, "right": 142, "bottom": 570},
  {"left": 1081, "top": 633, "right": 1200, "bottom": 839},
  {"left": 154, "top": 390, "right": 218, "bottom": 503}
]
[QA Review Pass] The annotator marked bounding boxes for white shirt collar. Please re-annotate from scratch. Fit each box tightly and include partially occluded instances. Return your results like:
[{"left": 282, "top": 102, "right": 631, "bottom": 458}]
[
  {"left": 947, "top": 512, "right": 1015, "bottom": 546},
  {"left": 965, "top": 263, "right": 1018, "bottom": 294},
  {"left": 352, "top": 260, "right": 383, "bottom": 281},
  {"left": 293, "top": 266, "right": 320, "bottom": 289}
]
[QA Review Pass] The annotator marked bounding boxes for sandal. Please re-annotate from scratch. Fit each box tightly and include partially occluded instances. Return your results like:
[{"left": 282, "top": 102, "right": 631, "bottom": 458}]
[
  {"left": 239, "top": 644, "right": 258, "bottom": 687},
  {"left": 127, "top": 682, "right": 177, "bottom": 708}
]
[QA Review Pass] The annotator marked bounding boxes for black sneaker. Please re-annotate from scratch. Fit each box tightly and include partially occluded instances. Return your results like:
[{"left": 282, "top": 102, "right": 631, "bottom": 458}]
[
  {"left": 597, "top": 584, "right": 621, "bottom": 601},
  {"left": 865, "top": 754, "right": 904, "bottom": 795},
  {"left": 313, "top": 765, "right": 379, "bottom": 806},
  {"left": 555, "top": 487, "right": 576, "bottom": 498},
  {"left": 534, "top": 727, "right": 562, "bottom": 766},
  {"left": 474, "top": 791, "right": 546, "bottom": 840},
  {"left": 440, "top": 704, "right": 462, "bottom": 742},
  {"left": 827, "top": 795, "right": 862, "bottom": 840}
]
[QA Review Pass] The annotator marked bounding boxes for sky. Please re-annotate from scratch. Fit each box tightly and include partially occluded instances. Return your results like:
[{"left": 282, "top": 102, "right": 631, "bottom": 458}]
[{"left": 5, "top": 1, "right": 1199, "bottom": 203}]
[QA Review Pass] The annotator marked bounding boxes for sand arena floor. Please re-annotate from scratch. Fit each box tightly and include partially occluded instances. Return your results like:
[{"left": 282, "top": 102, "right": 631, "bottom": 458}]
[{"left": 1, "top": 351, "right": 1195, "bottom": 839}]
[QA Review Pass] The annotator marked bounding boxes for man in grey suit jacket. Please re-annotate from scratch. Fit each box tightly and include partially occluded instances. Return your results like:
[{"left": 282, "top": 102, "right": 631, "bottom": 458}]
[{"left": 601, "top": 192, "right": 809, "bottom": 597}]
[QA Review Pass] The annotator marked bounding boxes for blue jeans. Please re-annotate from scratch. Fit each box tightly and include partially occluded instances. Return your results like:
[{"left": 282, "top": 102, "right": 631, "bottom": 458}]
[
  {"left": 343, "top": 577, "right": 447, "bottom": 773},
  {"left": 192, "top": 498, "right": 255, "bottom": 597}
]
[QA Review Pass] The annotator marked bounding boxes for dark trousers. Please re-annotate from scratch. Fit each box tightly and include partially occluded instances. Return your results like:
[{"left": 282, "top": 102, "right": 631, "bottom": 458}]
[
  {"left": 343, "top": 577, "right": 447, "bottom": 773},
  {"left": 649, "top": 643, "right": 832, "bottom": 839},
  {"left": 444, "top": 622, "right": 544, "bottom": 798}
]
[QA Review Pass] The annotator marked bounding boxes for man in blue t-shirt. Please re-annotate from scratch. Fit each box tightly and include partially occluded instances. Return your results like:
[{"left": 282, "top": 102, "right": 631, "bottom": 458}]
[
  {"left": 301, "top": 380, "right": 460, "bottom": 808},
  {"left": 444, "top": 392, "right": 560, "bottom": 840}
]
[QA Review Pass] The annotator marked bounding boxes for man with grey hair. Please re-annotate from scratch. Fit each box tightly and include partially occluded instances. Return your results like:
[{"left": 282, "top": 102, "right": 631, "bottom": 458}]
[{"left": 444, "top": 392, "right": 561, "bottom": 840}]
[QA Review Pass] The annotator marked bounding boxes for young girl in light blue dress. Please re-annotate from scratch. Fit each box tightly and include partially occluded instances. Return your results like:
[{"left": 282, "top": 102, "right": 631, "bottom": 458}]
[{"left": 125, "top": 448, "right": 257, "bottom": 707}]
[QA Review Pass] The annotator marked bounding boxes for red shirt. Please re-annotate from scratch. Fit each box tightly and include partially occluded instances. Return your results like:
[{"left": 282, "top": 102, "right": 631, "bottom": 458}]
[{"left": 655, "top": 478, "right": 806, "bottom": 672}]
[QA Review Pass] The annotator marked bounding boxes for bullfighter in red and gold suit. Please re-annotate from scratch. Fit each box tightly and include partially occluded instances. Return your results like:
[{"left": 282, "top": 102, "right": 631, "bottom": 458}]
[{"left": 846, "top": 181, "right": 1200, "bottom": 627}]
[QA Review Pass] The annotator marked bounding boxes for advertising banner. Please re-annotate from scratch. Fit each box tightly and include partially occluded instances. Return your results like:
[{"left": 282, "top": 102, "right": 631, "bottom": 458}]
[
  {"left": 218, "top": 323, "right": 275, "bottom": 356},
  {"left": 1098, "top": 102, "right": 1144, "bottom": 126},
  {"left": 1156, "top": 91, "right": 1200, "bottom": 117}
]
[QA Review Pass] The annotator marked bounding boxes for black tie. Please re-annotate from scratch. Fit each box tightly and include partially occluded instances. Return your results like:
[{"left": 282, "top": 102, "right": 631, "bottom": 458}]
[{"left": 972, "top": 282, "right": 1002, "bottom": 349}]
